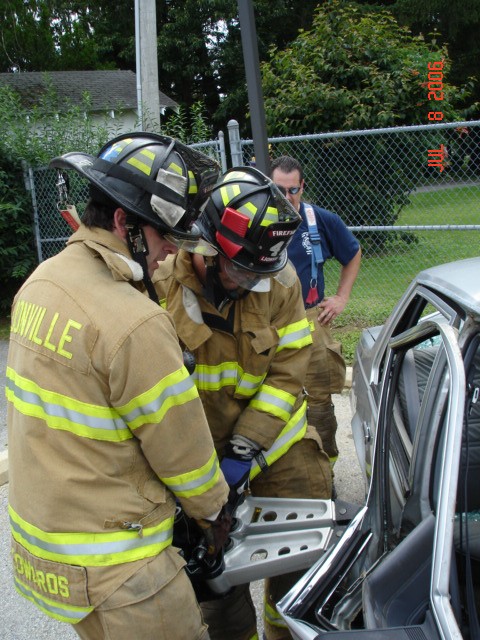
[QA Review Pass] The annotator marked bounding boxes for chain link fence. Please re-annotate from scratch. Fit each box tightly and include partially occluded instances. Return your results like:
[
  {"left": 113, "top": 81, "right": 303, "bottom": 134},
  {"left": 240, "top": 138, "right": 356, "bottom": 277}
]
[
  {"left": 27, "top": 120, "right": 480, "bottom": 329},
  {"left": 235, "top": 120, "right": 480, "bottom": 327}
]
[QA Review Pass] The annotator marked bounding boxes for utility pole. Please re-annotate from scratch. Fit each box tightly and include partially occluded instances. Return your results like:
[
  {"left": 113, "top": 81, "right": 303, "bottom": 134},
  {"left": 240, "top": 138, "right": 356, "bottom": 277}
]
[
  {"left": 237, "top": 0, "right": 270, "bottom": 175},
  {"left": 135, "top": 0, "right": 161, "bottom": 132}
]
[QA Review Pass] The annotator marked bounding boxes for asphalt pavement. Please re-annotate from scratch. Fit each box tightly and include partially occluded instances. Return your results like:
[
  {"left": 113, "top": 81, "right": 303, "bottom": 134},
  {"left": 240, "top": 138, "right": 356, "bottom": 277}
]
[{"left": 0, "top": 339, "right": 364, "bottom": 639}]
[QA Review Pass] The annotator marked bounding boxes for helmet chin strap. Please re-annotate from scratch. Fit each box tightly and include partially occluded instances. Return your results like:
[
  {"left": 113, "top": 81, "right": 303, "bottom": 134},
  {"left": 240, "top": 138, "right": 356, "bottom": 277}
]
[{"left": 125, "top": 215, "right": 159, "bottom": 303}]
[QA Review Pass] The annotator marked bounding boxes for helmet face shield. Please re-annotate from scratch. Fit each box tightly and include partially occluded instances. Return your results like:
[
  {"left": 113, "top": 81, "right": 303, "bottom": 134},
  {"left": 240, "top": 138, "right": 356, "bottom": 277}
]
[{"left": 223, "top": 260, "right": 271, "bottom": 291}]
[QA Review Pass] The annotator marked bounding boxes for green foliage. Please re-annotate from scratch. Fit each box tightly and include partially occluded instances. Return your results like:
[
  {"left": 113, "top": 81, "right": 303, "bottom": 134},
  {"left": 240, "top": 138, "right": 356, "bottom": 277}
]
[
  {"left": 393, "top": 0, "right": 480, "bottom": 105},
  {"left": 0, "top": 164, "right": 36, "bottom": 313},
  {"left": 262, "top": 1, "right": 476, "bottom": 252},
  {"left": 0, "top": 80, "right": 120, "bottom": 310},
  {"left": 0, "top": 0, "right": 134, "bottom": 72},
  {"left": 262, "top": 1, "right": 471, "bottom": 136},
  {"left": 162, "top": 101, "right": 212, "bottom": 143}
]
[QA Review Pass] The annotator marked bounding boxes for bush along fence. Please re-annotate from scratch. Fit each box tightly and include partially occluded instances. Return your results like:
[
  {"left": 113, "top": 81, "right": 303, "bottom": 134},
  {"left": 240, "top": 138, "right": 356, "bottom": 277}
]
[{"left": 26, "top": 120, "right": 480, "bottom": 328}]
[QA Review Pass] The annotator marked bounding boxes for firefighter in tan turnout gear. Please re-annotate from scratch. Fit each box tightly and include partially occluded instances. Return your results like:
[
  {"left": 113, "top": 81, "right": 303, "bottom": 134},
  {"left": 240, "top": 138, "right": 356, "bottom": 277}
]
[
  {"left": 6, "top": 133, "right": 230, "bottom": 640},
  {"left": 153, "top": 166, "right": 332, "bottom": 640}
]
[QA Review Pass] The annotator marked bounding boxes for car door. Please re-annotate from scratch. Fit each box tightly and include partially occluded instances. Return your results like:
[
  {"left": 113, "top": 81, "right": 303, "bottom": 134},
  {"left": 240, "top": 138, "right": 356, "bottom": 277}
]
[
  {"left": 352, "top": 284, "right": 462, "bottom": 490},
  {"left": 278, "top": 318, "right": 467, "bottom": 640}
]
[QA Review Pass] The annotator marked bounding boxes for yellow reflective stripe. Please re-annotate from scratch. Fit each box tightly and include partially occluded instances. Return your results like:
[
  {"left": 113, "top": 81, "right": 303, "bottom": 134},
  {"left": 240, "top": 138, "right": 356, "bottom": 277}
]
[
  {"left": 161, "top": 450, "right": 222, "bottom": 498},
  {"left": 222, "top": 170, "right": 251, "bottom": 182},
  {"left": 193, "top": 362, "right": 238, "bottom": 391},
  {"left": 188, "top": 170, "right": 198, "bottom": 194},
  {"left": 220, "top": 184, "right": 241, "bottom": 206},
  {"left": 192, "top": 362, "right": 264, "bottom": 397},
  {"left": 6, "top": 367, "right": 131, "bottom": 442},
  {"left": 168, "top": 161, "right": 184, "bottom": 175},
  {"left": 260, "top": 206, "right": 280, "bottom": 226},
  {"left": 119, "top": 366, "right": 198, "bottom": 430},
  {"left": 127, "top": 148, "right": 155, "bottom": 175},
  {"left": 249, "top": 384, "right": 296, "bottom": 421},
  {"left": 237, "top": 201, "right": 257, "bottom": 221},
  {"left": 105, "top": 139, "right": 133, "bottom": 159},
  {"left": 276, "top": 318, "right": 312, "bottom": 352},
  {"left": 14, "top": 577, "right": 93, "bottom": 623},
  {"left": 236, "top": 371, "right": 265, "bottom": 397},
  {"left": 264, "top": 599, "right": 288, "bottom": 628},
  {"left": 9, "top": 506, "right": 173, "bottom": 567},
  {"left": 250, "top": 401, "right": 308, "bottom": 480}
]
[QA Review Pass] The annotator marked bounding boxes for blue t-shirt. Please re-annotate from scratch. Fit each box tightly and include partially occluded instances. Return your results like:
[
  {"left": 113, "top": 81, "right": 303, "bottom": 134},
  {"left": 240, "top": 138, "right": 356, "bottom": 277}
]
[{"left": 287, "top": 202, "right": 360, "bottom": 304}]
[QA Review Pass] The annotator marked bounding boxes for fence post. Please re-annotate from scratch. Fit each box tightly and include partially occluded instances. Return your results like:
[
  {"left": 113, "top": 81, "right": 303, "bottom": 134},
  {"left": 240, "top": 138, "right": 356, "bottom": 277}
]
[
  {"left": 218, "top": 131, "right": 228, "bottom": 172},
  {"left": 26, "top": 165, "right": 44, "bottom": 264},
  {"left": 228, "top": 119, "right": 243, "bottom": 167}
]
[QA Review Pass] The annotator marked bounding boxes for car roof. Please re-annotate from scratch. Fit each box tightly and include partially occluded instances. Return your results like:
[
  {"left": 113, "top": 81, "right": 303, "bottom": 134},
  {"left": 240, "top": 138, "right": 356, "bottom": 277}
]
[{"left": 416, "top": 257, "right": 480, "bottom": 317}]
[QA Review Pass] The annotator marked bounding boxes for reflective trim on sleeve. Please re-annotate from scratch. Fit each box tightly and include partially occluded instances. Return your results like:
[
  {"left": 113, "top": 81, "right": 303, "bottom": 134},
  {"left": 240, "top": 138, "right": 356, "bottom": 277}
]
[
  {"left": 9, "top": 505, "right": 174, "bottom": 567},
  {"left": 235, "top": 370, "right": 266, "bottom": 398},
  {"left": 275, "top": 318, "right": 313, "bottom": 352},
  {"left": 192, "top": 362, "right": 238, "bottom": 391},
  {"left": 14, "top": 577, "right": 93, "bottom": 624},
  {"left": 249, "top": 384, "right": 296, "bottom": 422},
  {"left": 192, "top": 362, "right": 265, "bottom": 398},
  {"left": 6, "top": 367, "right": 131, "bottom": 442},
  {"left": 161, "top": 450, "right": 222, "bottom": 498},
  {"left": 249, "top": 401, "right": 308, "bottom": 481},
  {"left": 118, "top": 366, "right": 199, "bottom": 430}
]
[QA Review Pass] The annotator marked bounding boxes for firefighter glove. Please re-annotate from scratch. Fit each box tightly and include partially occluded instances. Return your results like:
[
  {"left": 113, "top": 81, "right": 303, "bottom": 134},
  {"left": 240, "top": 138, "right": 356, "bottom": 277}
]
[{"left": 195, "top": 507, "right": 233, "bottom": 557}]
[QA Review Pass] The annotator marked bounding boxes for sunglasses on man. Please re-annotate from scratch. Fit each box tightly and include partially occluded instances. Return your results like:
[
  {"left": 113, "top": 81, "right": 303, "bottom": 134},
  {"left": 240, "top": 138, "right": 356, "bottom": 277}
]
[{"left": 276, "top": 185, "right": 301, "bottom": 196}]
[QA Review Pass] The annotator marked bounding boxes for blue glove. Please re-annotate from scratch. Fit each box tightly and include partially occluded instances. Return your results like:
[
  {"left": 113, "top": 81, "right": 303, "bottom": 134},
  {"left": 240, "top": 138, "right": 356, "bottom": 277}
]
[{"left": 220, "top": 456, "right": 252, "bottom": 494}]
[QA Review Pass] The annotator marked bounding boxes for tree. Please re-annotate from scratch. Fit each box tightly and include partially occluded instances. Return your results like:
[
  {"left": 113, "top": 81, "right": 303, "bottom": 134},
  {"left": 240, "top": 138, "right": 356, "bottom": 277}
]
[
  {"left": 0, "top": 0, "right": 322, "bottom": 134},
  {"left": 0, "top": 1, "right": 134, "bottom": 72},
  {"left": 393, "top": 0, "right": 480, "bottom": 104},
  {"left": 261, "top": 1, "right": 477, "bottom": 255},
  {"left": 261, "top": 0, "right": 472, "bottom": 136}
]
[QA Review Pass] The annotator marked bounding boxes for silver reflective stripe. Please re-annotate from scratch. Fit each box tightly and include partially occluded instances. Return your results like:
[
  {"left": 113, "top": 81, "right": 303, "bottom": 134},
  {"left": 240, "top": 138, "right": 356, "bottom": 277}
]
[
  {"left": 236, "top": 377, "right": 262, "bottom": 395},
  {"left": 6, "top": 377, "right": 126, "bottom": 432},
  {"left": 122, "top": 375, "right": 196, "bottom": 423},
  {"left": 15, "top": 578, "right": 90, "bottom": 621},
  {"left": 10, "top": 517, "right": 172, "bottom": 559},
  {"left": 164, "top": 457, "right": 219, "bottom": 493},
  {"left": 193, "top": 366, "right": 238, "bottom": 387},
  {"left": 277, "top": 325, "right": 311, "bottom": 349},
  {"left": 253, "top": 390, "right": 293, "bottom": 413}
]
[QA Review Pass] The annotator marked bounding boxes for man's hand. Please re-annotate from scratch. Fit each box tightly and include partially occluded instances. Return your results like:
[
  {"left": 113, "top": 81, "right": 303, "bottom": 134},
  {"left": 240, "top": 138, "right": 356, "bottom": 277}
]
[
  {"left": 195, "top": 507, "right": 233, "bottom": 557},
  {"left": 317, "top": 294, "right": 347, "bottom": 325}
]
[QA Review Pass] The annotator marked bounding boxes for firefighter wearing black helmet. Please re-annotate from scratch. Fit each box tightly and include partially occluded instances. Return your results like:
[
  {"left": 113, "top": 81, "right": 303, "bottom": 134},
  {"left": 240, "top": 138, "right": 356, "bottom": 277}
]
[
  {"left": 153, "top": 167, "right": 332, "bottom": 640},
  {"left": 6, "top": 133, "right": 230, "bottom": 640}
]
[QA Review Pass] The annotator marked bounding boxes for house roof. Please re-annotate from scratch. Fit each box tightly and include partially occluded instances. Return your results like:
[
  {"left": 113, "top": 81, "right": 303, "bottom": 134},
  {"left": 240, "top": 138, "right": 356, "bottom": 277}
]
[{"left": 0, "top": 70, "right": 178, "bottom": 112}]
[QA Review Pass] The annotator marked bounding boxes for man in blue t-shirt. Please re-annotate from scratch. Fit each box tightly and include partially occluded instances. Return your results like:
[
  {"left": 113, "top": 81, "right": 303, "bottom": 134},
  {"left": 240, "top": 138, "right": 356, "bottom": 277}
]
[{"left": 271, "top": 156, "right": 361, "bottom": 471}]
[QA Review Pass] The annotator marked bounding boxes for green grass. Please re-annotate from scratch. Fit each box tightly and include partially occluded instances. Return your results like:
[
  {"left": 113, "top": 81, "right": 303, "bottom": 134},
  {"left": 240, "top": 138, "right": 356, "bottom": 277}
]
[{"left": 327, "top": 183, "right": 480, "bottom": 363}]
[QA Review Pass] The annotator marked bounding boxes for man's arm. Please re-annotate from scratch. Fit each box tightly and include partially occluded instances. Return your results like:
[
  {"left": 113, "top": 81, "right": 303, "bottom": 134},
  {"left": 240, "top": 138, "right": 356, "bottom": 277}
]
[{"left": 317, "top": 247, "right": 361, "bottom": 325}]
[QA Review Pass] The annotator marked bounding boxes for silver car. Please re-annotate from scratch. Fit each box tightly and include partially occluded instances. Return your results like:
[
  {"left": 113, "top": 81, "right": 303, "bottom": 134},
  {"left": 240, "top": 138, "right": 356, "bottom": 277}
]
[{"left": 278, "top": 257, "right": 480, "bottom": 639}]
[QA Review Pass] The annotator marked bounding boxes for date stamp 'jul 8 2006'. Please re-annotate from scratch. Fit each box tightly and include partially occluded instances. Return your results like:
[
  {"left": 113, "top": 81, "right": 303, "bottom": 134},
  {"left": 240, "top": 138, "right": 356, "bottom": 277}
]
[{"left": 427, "top": 60, "right": 446, "bottom": 173}]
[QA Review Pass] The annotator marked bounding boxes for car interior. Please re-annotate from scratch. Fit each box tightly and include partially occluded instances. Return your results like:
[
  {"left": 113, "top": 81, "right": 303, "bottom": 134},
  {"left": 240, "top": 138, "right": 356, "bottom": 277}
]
[{"left": 367, "top": 332, "right": 480, "bottom": 636}]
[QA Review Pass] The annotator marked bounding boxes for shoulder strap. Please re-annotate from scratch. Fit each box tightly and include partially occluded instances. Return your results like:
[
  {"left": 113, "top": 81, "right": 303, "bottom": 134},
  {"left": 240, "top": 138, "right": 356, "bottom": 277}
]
[
  {"left": 303, "top": 204, "right": 324, "bottom": 266},
  {"left": 303, "top": 204, "right": 324, "bottom": 306}
]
